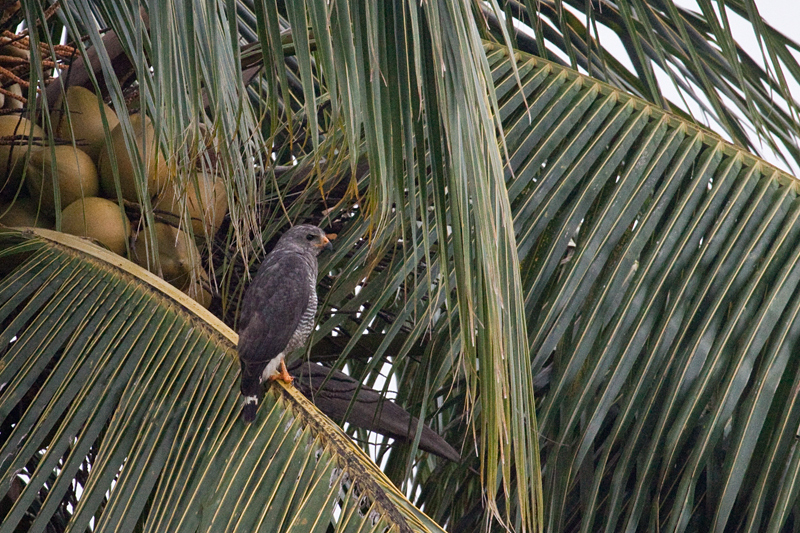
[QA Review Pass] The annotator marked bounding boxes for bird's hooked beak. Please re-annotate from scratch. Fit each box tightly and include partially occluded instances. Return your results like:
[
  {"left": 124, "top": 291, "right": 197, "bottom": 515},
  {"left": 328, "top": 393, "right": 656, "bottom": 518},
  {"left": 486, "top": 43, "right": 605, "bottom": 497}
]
[{"left": 319, "top": 233, "right": 336, "bottom": 251}]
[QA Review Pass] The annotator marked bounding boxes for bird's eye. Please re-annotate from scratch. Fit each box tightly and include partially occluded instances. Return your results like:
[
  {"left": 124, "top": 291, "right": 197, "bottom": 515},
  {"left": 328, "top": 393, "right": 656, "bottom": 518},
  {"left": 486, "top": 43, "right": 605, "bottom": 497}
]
[{"left": 306, "top": 233, "right": 315, "bottom": 241}]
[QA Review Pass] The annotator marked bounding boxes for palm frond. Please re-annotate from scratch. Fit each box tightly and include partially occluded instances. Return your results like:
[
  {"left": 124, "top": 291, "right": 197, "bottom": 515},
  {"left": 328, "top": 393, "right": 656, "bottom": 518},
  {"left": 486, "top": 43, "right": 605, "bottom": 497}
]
[
  {"left": 482, "top": 44, "right": 800, "bottom": 531},
  {"left": 7, "top": 0, "right": 800, "bottom": 531},
  {"left": 490, "top": 0, "right": 800, "bottom": 172},
  {"left": 0, "top": 228, "right": 445, "bottom": 533}
]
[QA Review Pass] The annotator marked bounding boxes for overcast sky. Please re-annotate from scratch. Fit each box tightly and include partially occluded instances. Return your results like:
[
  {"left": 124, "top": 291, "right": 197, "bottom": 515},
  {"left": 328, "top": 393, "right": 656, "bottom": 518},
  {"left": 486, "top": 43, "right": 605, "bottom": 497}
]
[
  {"left": 673, "top": 0, "right": 800, "bottom": 174},
  {"left": 725, "top": 0, "right": 800, "bottom": 45},
  {"left": 672, "top": 0, "right": 799, "bottom": 64}
]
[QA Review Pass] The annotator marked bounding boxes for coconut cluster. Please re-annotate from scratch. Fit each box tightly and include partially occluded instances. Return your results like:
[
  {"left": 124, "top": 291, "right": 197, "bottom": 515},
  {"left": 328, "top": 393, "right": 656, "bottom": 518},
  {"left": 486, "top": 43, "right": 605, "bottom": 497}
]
[{"left": 0, "top": 86, "right": 225, "bottom": 308}]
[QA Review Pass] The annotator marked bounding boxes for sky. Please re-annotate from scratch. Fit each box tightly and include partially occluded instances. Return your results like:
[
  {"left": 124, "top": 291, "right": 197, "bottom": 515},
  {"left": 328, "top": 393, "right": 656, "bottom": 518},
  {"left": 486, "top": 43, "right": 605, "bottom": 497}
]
[
  {"left": 674, "top": 0, "right": 800, "bottom": 174},
  {"left": 718, "top": 0, "right": 800, "bottom": 47},
  {"left": 581, "top": 0, "right": 800, "bottom": 175}
]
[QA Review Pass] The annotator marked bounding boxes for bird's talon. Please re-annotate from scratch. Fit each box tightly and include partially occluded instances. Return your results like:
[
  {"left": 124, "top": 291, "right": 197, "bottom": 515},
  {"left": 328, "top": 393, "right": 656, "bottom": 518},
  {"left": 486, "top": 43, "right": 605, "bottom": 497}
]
[
  {"left": 275, "top": 360, "right": 294, "bottom": 383},
  {"left": 268, "top": 372, "right": 294, "bottom": 383}
]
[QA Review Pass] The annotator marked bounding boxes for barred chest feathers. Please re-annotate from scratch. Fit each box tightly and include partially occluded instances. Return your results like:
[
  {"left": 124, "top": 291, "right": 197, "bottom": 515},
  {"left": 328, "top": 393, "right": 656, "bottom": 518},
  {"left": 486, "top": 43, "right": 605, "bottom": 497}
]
[{"left": 285, "top": 256, "right": 318, "bottom": 353}]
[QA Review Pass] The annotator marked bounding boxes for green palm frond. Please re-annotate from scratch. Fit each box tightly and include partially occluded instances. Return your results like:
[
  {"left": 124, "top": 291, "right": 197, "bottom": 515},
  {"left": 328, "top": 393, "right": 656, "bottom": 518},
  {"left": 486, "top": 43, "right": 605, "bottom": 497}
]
[
  {"left": 293, "top": 41, "right": 800, "bottom": 530},
  {"left": 6, "top": 0, "right": 800, "bottom": 531},
  {"left": 258, "top": 39, "right": 800, "bottom": 531},
  {"left": 0, "top": 228, "right": 445, "bottom": 533},
  {"left": 480, "top": 44, "right": 800, "bottom": 531},
  {"left": 489, "top": 0, "right": 800, "bottom": 170}
]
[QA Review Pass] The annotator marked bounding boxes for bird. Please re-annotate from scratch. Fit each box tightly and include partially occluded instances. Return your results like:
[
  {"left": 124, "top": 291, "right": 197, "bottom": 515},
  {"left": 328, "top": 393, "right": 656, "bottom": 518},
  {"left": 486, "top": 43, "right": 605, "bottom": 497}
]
[{"left": 237, "top": 224, "right": 332, "bottom": 423}]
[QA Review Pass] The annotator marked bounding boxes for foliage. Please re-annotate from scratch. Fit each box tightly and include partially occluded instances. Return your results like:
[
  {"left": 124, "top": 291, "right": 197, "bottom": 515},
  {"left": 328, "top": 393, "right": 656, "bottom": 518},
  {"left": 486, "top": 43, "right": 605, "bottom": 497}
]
[
  {"left": 1, "top": 0, "right": 800, "bottom": 531},
  {"left": 0, "top": 228, "right": 447, "bottom": 533}
]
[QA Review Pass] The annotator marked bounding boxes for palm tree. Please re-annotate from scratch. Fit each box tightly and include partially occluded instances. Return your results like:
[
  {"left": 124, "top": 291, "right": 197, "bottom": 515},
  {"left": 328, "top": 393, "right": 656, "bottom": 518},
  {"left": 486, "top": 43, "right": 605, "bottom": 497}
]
[{"left": 0, "top": 0, "right": 799, "bottom": 532}]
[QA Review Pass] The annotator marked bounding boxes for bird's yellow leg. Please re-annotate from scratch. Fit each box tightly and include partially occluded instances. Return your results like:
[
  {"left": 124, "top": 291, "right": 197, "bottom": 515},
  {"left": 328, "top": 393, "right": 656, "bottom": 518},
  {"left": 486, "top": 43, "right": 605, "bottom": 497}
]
[{"left": 274, "top": 359, "right": 294, "bottom": 383}]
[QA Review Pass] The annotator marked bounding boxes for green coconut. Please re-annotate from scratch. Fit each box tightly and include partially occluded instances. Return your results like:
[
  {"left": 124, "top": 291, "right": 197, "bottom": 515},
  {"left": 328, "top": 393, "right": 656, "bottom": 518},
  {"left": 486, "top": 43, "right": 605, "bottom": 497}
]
[
  {"left": 54, "top": 86, "right": 120, "bottom": 163},
  {"left": 61, "top": 197, "right": 130, "bottom": 255},
  {"left": 97, "top": 113, "right": 169, "bottom": 202},
  {"left": 155, "top": 173, "right": 228, "bottom": 236},
  {"left": 26, "top": 145, "right": 99, "bottom": 214},
  {"left": 132, "top": 222, "right": 201, "bottom": 290},
  {"left": 0, "top": 115, "right": 44, "bottom": 197}
]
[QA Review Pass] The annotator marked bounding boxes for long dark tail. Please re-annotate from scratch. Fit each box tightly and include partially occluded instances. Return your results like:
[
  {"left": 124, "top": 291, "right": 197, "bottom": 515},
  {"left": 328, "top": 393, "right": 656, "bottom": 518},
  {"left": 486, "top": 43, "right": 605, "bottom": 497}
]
[{"left": 240, "top": 367, "right": 262, "bottom": 423}]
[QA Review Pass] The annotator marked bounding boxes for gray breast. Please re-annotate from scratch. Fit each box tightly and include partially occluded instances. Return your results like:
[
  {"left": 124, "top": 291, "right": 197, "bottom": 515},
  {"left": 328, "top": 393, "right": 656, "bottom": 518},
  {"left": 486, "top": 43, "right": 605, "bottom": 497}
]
[{"left": 284, "top": 260, "right": 318, "bottom": 353}]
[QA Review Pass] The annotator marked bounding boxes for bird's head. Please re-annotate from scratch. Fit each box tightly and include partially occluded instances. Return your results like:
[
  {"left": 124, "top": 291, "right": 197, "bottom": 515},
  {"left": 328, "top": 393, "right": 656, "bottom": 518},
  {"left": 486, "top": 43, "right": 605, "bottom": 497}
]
[{"left": 279, "top": 225, "right": 334, "bottom": 256}]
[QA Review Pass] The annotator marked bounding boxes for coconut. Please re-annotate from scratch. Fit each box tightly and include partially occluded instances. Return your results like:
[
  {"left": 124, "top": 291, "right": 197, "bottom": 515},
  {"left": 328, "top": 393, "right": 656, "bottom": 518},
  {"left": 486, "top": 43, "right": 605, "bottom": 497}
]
[
  {"left": 26, "top": 145, "right": 99, "bottom": 214},
  {"left": 97, "top": 114, "right": 169, "bottom": 202},
  {"left": 0, "top": 196, "right": 53, "bottom": 228},
  {"left": 54, "top": 86, "right": 120, "bottom": 163},
  {"left": 0, "top": 115, "right": 44, "bottom": 197},
  {"left": 61, "top": 197, "right": 130, "bottom": 255},
  {"left": 155, "top": 173, "right": 227, "bottom": 236},
  {"left": 131, "top": 222, "right": 200, "bottom": 290}
]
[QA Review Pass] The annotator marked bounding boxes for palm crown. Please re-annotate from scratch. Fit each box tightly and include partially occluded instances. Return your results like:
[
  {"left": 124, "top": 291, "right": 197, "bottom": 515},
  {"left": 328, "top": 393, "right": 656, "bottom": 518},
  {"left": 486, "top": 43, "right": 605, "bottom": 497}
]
[{"left": 0, "top": 1, "right": 798, "bottom": 532}]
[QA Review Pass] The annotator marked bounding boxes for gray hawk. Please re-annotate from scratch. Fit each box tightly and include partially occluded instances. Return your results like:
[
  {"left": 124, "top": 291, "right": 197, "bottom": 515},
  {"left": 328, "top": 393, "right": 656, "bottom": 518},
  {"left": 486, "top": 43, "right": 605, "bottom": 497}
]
[{"left": 238, "top": 224, "right": 332, "bottom": 423}]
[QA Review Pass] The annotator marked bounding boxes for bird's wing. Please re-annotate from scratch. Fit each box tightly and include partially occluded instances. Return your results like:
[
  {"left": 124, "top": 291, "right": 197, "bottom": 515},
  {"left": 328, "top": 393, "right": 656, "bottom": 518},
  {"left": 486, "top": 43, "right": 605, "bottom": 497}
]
[{"left": 237, "top": 252, "right": 312, "bottom": 368}]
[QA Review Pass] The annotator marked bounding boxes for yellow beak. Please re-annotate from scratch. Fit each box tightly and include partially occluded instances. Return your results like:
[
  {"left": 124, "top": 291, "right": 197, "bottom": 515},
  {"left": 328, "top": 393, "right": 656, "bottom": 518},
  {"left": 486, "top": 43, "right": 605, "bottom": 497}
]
[{"left": 317, "top": 233, "right": 335, "bottom": 250}]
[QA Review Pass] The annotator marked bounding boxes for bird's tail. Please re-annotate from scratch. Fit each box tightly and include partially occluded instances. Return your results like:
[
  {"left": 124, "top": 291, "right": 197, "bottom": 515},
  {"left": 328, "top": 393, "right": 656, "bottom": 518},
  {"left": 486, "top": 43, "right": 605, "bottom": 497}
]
[{"left": 240, "top": 368, "right": 262, "bottom": 423}]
